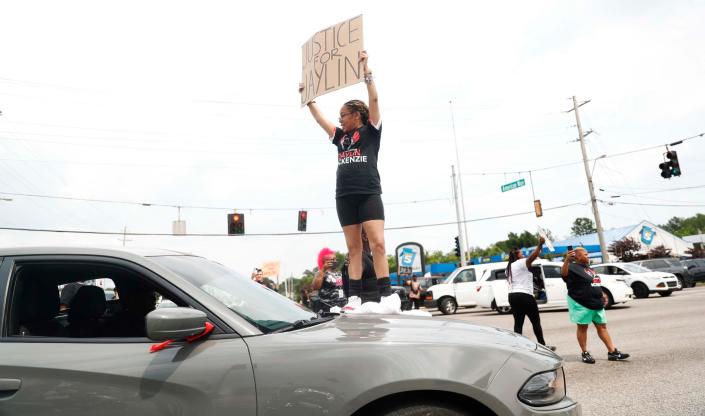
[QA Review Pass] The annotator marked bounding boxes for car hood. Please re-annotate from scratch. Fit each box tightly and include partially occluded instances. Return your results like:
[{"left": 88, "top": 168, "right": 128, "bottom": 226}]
[
  {"left": 633, "top": 271, "right": 675, "bottom": 279},
  {"left": 282, "top": 314, "right": 538, "bottom": 351}
]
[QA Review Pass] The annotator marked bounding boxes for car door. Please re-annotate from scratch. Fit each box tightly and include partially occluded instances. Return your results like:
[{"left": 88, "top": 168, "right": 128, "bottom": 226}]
[
  {"left": 452, "top": 269, "right": 477, "bottom": 306},
  {"left": 0, "top": 255, "right": 257, "bottom": 416},
  {"left": 541, "top": 265, "right": 567, "bottom": 306}
]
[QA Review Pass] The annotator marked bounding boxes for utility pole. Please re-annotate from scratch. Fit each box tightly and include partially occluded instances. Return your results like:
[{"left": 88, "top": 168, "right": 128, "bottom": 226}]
[
  {"left": 569, "top": 96, "right": 610, "bottom": 262},
  {"left": 451, "top": 165, "right": 467, "bottom": 265},
  {"left": 119, "top": 226, "right": 132, "bottom": 246},
  {"left": 449, "top": 101, "right": 470, "bottom": 255}
]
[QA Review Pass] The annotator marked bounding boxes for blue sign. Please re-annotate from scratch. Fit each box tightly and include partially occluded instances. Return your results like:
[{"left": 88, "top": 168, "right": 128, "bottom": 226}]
[
  {"left": 400, "top": 247, "right": 417, "bottom": 267},
  {"left": 640, "top": 226, "right": 656, "bottom": 245}
]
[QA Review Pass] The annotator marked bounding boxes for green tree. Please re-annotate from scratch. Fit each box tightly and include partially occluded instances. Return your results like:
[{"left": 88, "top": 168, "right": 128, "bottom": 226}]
[
  {"left": 660, "top": 216, "right": 685, "bottom": 234},
  {"left": 425, "top": 250, "right": 457, "bottom": 264},
  {"left": 496, "top": 231, "right": 539, "bottom": 252},
  {"left": 571, "top": 217, "right": 596, "bottom": 236},
  {"left": 659, "top": 214, "right": 705, "bottom": 237}
]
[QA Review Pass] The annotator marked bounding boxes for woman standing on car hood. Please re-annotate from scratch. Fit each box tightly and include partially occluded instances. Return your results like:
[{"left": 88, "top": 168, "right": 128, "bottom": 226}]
[
  {"left": 506, "top": 237, "right": 555, "bottom": 351},
  {"left": 299, "top": 50, "right": 391, "bottom": 310}
]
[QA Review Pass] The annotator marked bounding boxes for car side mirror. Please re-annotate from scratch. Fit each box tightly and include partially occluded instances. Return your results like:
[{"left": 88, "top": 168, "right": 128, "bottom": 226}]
[{"left": 146, "top": 307, "right": 207, "bottom": 341}]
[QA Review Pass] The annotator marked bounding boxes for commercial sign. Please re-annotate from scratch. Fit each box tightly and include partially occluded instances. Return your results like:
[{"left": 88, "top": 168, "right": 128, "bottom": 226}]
[{"left": 395, "top": 242, "right": 425, "bottom": 277}]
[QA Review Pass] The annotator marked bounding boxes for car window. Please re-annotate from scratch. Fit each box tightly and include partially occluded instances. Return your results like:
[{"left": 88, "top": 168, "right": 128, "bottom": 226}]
[
  {"left": 151, "top": 255, "right": 315, "bottom": 333},
  {"left": 593, "top": 266, "right": 606, "bottom": 274},
  {"left": 665, "top": 259, "right": 683, "bottom": 267},
  {"left": 622, "top": 263, "right": 650, "bottom": 273},
  {"left": 644, "top": 259, "right": 669, "bottom": 269},
  {"left": 454, "top": 269, "right": 476, "bottom": 283},
  {"left": 492, "top": 269, "right": 507, "bottom": 281},
  {"left": 542, "top": 265, "right": 563, "bottom": 278},
  {"left": 8, "top": 261, "right": 181, "bottom": 339}
]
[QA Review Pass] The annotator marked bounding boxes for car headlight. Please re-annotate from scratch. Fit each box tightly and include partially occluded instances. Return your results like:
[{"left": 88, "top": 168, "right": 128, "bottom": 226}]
[{"left": 518, "top": 368, "right": 566, "bottom": 406}]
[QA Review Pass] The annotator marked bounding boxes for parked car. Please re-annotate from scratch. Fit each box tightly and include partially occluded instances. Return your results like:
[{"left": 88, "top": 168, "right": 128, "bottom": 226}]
[
  {"left": 594, "top": 262, "right": 681, "bottom": 298},
  {"left": 423, "top": 265, "right": 494, "bottom": 314},
  {"left": 0, "top": 246, "right": 581, "bottom": 415},
  {"left": 391, "top": 285, "right": 411, "bottom": 311},
  {"left": 682, "top": 258, "right": 705, "bottom": 284},
  {"left": 631, "top": 258, "right": 694, "bottom": 288},
  {"left": 418, "top": 276, "right": 445, "bottom": 300},
  {"left": 475, "top": 260, "right": 633, "bottom": 314}
]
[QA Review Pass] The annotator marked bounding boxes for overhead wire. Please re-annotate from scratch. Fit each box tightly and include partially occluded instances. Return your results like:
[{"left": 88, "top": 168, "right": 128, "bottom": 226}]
[{"left": 0, "top": 201, "right": 589, "bottom": 236}]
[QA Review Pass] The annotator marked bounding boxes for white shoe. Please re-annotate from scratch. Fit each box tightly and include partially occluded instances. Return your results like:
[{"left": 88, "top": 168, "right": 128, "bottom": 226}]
[{"left": 343, "top": 296, "right": 361, "bottom": 312}]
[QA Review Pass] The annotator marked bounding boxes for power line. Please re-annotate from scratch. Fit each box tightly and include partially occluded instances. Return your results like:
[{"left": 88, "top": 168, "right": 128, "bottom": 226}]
[
  {"left": 461, "top": 131, "right": 705, "bottom": 177},
  {"left": 0, "top": 201, "right": 588, "bottom": 237},
  {"left": 0, "top": 190, "right": 451, "bottom": 212},
  {"left": 600, "top": 184, "right": 705, "bottom": 198},
  {"left": 600, "top": 200, "right": 705, "bottom": 208}
]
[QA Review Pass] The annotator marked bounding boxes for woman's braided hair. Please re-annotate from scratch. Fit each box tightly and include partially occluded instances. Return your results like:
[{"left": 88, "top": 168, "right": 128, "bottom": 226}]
[{"left": 344, "top": 99, "right": 369, "bottom": 125}]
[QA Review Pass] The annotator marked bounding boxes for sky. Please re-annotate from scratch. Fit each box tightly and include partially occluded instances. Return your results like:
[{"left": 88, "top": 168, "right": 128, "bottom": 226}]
[{"left": 1, "top": 0, "right": 704, "bottom": 279}]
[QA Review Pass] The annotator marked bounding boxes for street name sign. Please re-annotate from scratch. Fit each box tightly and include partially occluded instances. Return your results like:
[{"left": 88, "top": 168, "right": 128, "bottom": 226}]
[{"left": 501, "top": 179, "right": 525, "bottom": 192}]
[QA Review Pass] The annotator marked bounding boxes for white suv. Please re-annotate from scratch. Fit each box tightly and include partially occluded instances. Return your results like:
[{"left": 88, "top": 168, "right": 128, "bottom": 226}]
[
  {"left": 592, "top": 263, "right": 681, "bottom": 298},
  {"left": 474, "top": 260, "right": 634, "bottom": 314}
]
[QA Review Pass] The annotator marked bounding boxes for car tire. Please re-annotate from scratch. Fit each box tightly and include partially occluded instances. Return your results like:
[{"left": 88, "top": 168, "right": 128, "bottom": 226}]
[
  {"left": 382, "top": 402, "right": 470, "bottom": 416},
  {"left": 439, "top": 297, "right": 458, "bottom": 315},
  {"left": 675, "top": 275, "right": 686, "bottom": 289},
  {"left": 603, "top": 289, "right": 615, "bottom": 309},
  {"left": 492, "top": 300, "right": 512, "bottom": 314},
  {"left": 632, "top": 282, "right": 649, "bottom": 299},
  {"left": 658, "top": 290, "right": 672, "bottom": 297}
]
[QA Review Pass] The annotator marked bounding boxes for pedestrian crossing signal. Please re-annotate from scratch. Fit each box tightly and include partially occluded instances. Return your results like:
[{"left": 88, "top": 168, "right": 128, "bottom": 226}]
[
  {"left": 298, "top": 210, "right": 308, "bottom": 232},
  {"left": 228, "top": 213, "right": 245, "bottom": 235}
]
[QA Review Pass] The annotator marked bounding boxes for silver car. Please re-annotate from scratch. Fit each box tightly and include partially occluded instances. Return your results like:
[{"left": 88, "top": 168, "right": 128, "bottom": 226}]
[{"left": 0, "top": 247, "right": 580, "bottom": 415}]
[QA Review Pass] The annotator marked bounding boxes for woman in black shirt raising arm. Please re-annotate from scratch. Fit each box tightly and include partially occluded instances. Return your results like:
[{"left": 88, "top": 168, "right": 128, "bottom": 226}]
[{"left": 299, "top": 51, "right": 391, "bottom": 309}]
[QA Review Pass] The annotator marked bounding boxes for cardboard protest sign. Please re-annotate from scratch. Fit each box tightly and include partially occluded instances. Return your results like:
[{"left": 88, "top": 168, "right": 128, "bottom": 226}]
[
  {"left": 300, "top": 15, "right": 364, "bottom": 106},
  {"left": 261, "top": 261, "right": 281, "bottom": 278},
  {"left": 537, "top": 227, "right": 555, "bottom": 252}
]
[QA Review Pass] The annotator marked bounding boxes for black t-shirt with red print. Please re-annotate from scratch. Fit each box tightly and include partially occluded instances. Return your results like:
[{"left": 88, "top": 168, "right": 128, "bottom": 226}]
[
  {"left": 565, "top": 263, "right": 605, "bottom": 310},
  {"left": 332, "top": 121, "right": 382, "bottom": 197}
]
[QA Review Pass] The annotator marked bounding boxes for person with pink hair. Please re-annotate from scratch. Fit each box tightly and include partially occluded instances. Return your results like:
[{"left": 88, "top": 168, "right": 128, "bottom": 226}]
[{"left": 312, "top": 248, "right": 346, "bottom": 313}]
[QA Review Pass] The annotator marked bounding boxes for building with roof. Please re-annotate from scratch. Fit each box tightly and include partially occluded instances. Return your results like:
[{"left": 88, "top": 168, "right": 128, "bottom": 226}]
[
  {"left": 683, "top": 233, "right": 705, "bottom": 248},
  {"left": 549, "top": 220, "right": 694, "bottom": 262}
]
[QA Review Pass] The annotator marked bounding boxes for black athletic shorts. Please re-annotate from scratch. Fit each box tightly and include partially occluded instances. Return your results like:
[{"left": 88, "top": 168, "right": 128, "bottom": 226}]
[{"left": 335, "top": 194, "right": 385, "bottom": 227}]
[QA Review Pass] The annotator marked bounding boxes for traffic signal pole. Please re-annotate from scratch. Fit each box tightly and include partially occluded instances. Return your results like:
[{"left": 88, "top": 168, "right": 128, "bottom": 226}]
[
  {"left": 451, "top": 165, "right": 467, "bottom": 265},
  {"left": 571, "top": 96, "right": 610, "bottom": 262}
]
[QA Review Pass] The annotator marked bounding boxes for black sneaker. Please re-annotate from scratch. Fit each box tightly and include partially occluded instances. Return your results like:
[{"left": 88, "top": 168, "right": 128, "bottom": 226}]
[
  {"left": 581, "top": 351, "right": 595, "bottom": 364},
  {"left": 608, "top": 349, "right": 630, "bottom": 361}
]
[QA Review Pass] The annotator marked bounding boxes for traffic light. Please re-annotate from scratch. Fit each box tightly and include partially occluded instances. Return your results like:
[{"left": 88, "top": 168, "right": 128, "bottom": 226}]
[
  {"left": 534, "top": 199, "right": 543, "bottom": 218},
  {"left": 454, "top": 236, "right": 461, "bottom": 258},
  {"left": 668, "top": 151, "right": 681, "bottom": 176},
  {"left": 297, "top": 210, "right": 308, "bottom": 232},
  {"left": 659, "top": 160, "right": 672, "bottom": 178},
  {"left": 227, "top": 213, "right": 245, "bottom": 235}
]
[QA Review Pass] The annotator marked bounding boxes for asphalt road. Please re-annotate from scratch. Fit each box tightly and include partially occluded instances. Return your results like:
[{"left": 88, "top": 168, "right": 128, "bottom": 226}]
[{"left": 431, "top": 285, "right": 705, "bottom": 416}]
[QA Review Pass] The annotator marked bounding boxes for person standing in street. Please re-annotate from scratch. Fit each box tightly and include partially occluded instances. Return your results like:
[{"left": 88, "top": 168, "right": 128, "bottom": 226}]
[
  {"left": 312, "top": 248, "right": 346, "bottom": 313},
  {"left": 506, "top": 237, "right": 555, "bottom": 351},
  {"left": 300, "top": 50, "right": 392, "bottom": 310},
  {"left": 562, "top": 247, "right": 630, "bottom": 364},
  {"left": 408, "top": 276, "right": 422, "bottom": 310}
]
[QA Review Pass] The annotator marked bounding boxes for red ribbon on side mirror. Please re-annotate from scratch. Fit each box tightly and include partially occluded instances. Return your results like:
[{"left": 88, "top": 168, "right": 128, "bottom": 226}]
[{"left": 149, "top": 322, "right": 215, "bottom": 353}]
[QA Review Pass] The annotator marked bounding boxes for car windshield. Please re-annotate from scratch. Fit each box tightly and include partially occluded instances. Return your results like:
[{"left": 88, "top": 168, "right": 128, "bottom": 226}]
[
  {"left": 151, "top": 255, "right": 316, "bottom": 333},
  {"left": 622, "top": 263, "right": 651, "bottom": 273}
]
